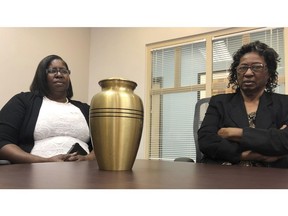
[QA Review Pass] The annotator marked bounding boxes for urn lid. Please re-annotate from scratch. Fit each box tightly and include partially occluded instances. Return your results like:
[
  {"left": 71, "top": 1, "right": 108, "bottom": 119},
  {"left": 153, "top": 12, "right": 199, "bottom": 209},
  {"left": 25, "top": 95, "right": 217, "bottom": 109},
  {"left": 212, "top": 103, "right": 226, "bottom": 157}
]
[{"left": 98, "top": 77, "right": 137, "bottom": 90}]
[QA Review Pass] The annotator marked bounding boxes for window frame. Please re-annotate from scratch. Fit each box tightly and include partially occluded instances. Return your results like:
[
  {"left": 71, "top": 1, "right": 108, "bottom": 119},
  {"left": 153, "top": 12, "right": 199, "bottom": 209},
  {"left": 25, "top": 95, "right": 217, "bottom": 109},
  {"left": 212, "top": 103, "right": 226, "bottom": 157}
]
[{"left": 145, "top": 27, "right": 288, "bottom": 160}]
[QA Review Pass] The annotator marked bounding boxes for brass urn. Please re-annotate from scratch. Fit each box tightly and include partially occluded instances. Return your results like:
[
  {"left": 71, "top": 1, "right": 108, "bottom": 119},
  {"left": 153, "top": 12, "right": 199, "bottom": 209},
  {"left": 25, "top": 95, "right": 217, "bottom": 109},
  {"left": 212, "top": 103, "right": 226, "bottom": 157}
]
[{"left": 89, "top": 78, "right": 144, "bottom": 171}]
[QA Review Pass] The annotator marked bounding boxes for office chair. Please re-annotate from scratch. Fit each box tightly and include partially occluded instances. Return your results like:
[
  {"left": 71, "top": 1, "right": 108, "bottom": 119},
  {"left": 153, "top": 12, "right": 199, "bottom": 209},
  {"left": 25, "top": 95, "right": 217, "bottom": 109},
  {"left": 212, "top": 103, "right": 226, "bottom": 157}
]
[
  {"left": 174, "top": 97, "right": 210, "bottom": 163},
  {"left": 0, "top": 108, "right": 11, "bottom": 165},
  {"left": 193, "top": 97, "right": 210, "bottom": 163}
]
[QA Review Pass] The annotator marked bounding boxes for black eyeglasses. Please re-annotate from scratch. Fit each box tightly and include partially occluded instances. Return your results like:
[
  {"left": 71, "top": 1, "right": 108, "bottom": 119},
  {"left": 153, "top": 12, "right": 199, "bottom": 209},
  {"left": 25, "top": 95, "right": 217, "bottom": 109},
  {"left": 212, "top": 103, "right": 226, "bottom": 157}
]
[
  {"left": 236, "top": 63, "right": 267, "bottom": 74},
  {"left": 46, "top": 68, "right": 71, "bottom": 75}
]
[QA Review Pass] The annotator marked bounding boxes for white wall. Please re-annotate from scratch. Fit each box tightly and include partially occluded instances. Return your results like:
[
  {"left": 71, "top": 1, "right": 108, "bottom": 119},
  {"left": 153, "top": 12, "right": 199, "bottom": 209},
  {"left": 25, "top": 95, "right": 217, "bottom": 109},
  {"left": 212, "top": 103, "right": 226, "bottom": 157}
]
[
  {"left": 0, "top": 27, "right": 227, "bottom": 159},
  {"left": 0, "top": 28, "right": 91, "bottom": 107},
  {"left": 88, "top": 27, "right": 226, "bottom": 159}
]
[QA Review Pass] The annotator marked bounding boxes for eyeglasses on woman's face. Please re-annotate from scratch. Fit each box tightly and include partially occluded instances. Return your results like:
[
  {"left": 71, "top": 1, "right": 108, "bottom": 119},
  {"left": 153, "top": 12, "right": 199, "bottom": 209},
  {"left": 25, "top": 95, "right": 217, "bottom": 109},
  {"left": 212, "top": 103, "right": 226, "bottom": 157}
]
[
  {"left": 236, "top": 63, "right": 267, "bottom": 74},
  {"left": 46, "top": 67, "right": 71, "bottom": 75}
]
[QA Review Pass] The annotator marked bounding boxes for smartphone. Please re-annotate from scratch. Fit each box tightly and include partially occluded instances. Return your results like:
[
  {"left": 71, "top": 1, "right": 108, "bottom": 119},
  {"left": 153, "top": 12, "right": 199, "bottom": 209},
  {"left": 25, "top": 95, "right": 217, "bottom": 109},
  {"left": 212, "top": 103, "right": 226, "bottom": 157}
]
[{"left": 67, "top": 143, "right": 88, "bottom": 155}]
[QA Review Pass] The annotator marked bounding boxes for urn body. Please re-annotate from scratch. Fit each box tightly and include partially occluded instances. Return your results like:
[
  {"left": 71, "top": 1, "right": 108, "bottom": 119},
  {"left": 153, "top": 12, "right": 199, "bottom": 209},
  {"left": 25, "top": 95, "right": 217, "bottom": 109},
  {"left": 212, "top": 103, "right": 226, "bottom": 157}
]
[{"left": 89, "top": 78, "right": 144, "bottom": 171}]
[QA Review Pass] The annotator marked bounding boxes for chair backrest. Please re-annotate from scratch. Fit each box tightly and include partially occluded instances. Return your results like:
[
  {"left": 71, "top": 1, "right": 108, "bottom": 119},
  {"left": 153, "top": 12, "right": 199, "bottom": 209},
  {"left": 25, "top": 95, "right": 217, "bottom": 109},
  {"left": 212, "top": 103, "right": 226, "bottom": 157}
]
[{"left": 193, "top": 97, "right": 210, "bottom": 163}]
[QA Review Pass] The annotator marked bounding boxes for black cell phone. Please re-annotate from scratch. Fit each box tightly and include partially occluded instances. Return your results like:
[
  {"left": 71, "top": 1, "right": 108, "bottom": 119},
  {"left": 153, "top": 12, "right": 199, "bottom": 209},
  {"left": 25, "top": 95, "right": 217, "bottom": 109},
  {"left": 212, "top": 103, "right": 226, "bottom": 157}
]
[{"left": 67, "top": 143, "right": 88, "bottom": 155}]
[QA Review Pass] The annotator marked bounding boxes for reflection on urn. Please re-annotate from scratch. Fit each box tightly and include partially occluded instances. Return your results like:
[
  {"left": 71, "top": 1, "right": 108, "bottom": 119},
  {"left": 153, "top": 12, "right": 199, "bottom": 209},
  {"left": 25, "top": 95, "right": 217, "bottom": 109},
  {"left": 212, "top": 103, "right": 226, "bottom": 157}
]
[{"left": 89, "top": 78, "right": 144, "bottom": 171}]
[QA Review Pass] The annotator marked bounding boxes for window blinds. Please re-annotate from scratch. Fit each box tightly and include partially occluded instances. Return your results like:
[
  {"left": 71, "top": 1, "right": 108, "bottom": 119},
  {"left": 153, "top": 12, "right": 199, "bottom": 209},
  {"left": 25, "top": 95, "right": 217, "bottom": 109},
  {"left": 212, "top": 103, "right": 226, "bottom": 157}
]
[{"left": 149, "top": 28, "right": 285, "bottom": 161}]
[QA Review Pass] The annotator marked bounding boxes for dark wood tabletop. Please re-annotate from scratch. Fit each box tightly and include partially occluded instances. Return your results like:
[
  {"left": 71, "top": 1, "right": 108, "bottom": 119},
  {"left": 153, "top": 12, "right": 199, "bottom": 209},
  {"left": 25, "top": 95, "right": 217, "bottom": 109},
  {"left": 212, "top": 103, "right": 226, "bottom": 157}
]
[{"left": 1, "top": 159, "right": 288, "bottom": 189}]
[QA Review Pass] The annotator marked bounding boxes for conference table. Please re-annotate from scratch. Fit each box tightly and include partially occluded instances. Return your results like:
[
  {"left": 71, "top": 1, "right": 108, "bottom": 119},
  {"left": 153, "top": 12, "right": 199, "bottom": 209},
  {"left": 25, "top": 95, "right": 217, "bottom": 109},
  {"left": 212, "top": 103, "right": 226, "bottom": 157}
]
[{"left": 0, "top": 159, "right": 288, "bottom": 189}]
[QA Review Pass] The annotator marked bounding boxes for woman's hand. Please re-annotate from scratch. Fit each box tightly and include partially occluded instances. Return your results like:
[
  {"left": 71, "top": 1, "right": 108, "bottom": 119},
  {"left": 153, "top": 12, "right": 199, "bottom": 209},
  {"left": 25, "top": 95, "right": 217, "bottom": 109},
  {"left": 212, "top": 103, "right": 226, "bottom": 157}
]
[
  {"left": 64, "top": 154, "right": 88, "bottom": 161},
  {"left": 64, "top": 150, "right": 96, "bottom": 162},
  {"left": 241, "top": 150, "right": 283, "bottom": 162},
  {"left": 217, "top": 127, "right": 243, "bottom": 142},
  {"left": 47, "top": 152, "right": 78, "bottom": 162}
]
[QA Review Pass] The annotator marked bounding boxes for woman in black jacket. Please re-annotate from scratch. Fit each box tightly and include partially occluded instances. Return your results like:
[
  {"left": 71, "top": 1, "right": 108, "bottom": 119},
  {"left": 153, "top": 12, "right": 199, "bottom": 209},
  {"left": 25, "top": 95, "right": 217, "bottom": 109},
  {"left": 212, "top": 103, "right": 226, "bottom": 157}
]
[
  {"left": 0, "top": 55, "right": 95, "bottom": 163},
  {"left": 198, "top": 41, "right": 288, "bottom": 168}
]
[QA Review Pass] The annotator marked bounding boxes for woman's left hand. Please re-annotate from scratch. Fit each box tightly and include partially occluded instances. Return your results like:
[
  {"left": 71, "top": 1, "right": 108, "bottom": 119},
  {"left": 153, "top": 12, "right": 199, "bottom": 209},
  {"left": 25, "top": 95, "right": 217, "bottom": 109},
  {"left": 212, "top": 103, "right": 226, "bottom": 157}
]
[
  {"left": 64, "top": 154, "right": 88, "bottom": 161},
  {"left": 65, "top": 151, "right": 96, "bottom": 161}
]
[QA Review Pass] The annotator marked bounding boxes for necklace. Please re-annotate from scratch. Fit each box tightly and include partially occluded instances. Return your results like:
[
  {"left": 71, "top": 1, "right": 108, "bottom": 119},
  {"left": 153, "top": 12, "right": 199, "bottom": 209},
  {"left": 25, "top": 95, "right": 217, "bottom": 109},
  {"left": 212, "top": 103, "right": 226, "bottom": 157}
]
[{"left": 247, "top": 112, "right": 256, "bottom": 128}]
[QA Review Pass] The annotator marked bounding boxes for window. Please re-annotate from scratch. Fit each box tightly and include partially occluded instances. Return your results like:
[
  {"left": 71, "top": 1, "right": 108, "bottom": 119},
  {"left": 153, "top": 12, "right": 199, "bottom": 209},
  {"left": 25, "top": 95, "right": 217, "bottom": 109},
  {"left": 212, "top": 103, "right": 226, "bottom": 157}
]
[{"left": 146, "top": 27, "right": 286, "bottom": 161}]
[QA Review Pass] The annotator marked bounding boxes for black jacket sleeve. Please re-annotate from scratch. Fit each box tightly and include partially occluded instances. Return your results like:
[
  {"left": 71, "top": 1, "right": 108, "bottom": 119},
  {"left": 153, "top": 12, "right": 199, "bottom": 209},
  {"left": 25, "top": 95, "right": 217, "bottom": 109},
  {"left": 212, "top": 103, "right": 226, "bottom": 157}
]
[
  {"left": 199, "top": 92, "right": 288, "bottom": 164},
  {"left": 0, "top": 92, "right": 42, "bottom": 152},
  {"left": 198, "top": 95, "right": 242, "bottom": 164}
]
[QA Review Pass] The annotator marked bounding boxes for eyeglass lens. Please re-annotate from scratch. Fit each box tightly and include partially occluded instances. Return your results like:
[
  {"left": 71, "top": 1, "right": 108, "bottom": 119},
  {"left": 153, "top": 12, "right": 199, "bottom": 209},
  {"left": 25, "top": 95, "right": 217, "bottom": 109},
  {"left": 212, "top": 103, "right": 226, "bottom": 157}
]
[
  {"left": 237, "top": 64, "right": 265, "bottom": 74},
  {"left": 47, "top": 68, "right": 70, "bottom": 75}
]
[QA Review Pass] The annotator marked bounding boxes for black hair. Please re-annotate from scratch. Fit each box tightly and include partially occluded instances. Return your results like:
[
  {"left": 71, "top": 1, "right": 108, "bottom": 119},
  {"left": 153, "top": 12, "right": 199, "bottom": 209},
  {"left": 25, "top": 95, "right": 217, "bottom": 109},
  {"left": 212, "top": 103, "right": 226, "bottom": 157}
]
[
  {"left": 227, "top": 40, "right": 280, "bottom": 92},
  {"left": 30, "top": 54, "right": 73, "bottom": 98}
]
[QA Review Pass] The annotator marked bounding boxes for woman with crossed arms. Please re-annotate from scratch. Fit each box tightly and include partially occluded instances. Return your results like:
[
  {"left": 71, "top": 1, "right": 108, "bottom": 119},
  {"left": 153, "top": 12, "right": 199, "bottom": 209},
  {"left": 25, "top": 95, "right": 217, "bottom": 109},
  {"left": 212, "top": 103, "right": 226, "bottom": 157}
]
[{"left": 198, "top": 40, "right": 288, "bottom": 168}]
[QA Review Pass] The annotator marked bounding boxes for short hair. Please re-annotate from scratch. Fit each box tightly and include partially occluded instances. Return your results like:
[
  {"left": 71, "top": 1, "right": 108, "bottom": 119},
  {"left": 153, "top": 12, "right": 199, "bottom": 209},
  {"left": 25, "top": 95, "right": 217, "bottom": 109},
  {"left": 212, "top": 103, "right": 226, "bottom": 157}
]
[
  {"left": 227, "top": 40, "right": 280, "bottom": 92},
  {"left": 30, "top": 55, "right": 73, "bottom": 98}
]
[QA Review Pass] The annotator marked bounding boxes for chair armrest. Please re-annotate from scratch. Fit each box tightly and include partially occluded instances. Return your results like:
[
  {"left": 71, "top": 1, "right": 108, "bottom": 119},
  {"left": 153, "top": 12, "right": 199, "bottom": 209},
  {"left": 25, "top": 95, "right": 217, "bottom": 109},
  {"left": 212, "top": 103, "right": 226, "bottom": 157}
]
[
  {"left": 0, "top": 160, "right": 11, "bottom": 165},
  {"left": 174, "top": 157, "right": 194, "bottom": 162}
]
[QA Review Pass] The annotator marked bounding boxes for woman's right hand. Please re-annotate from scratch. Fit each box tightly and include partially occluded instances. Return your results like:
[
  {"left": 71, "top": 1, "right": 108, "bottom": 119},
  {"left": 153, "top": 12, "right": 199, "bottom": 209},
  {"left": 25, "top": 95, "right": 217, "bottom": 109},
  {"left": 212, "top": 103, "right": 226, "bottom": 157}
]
[{"left": 0, "top": 144, "right": 81, "bottom": 163}]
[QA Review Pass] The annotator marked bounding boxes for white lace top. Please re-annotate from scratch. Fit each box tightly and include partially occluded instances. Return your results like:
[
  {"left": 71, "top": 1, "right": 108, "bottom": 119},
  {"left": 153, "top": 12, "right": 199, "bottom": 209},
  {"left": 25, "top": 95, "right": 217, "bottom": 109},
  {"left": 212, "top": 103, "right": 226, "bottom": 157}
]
[{"left": 31, "top": 97, "right": 90, "bottom": 157}]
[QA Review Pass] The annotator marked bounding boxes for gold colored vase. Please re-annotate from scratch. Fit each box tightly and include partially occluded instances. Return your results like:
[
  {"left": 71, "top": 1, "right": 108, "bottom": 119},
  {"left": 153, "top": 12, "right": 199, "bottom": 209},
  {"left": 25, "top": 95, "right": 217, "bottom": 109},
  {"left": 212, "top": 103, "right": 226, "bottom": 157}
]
[{"left": 89, "top": 78, "right": 144, "bottom": 171}]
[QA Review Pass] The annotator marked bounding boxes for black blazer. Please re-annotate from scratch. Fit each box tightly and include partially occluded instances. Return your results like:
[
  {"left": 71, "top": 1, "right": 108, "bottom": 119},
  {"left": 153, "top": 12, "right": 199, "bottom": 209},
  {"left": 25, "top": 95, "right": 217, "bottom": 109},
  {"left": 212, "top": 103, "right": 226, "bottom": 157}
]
[{"left": 198, "top": 91, "right": 288, "bottom": 167}]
